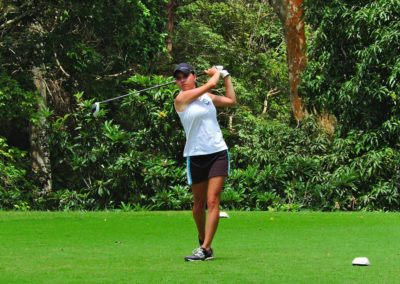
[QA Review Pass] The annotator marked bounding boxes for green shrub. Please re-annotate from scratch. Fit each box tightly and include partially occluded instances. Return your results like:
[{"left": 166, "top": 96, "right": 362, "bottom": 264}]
[
  {"left": 46, "top": 73, "right": 400, "bottom": 212},
  {"left": 0, "top": 137, "right": 34, "bottom": 209}
]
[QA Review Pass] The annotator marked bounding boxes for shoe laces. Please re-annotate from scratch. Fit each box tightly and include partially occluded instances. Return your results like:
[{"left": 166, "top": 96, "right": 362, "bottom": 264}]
[{"left": 192, "top": 247, "right": 205, "bottom": 257}]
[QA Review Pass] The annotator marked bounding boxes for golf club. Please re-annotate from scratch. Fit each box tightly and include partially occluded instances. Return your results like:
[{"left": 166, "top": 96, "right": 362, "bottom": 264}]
[{"left": 91, "top": 71, "right": 207, "bottom": 116}]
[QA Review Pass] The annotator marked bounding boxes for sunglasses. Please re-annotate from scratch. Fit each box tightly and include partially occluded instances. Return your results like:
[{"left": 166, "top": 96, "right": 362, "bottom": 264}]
[{"left": 175, "top": 73, "right": 190, "bottom": 81}]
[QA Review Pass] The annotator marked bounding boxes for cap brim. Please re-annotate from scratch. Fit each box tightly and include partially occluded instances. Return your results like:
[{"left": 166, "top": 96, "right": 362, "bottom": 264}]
[{"left": 174, "top": 69, "right": 192, "bottom": 76}]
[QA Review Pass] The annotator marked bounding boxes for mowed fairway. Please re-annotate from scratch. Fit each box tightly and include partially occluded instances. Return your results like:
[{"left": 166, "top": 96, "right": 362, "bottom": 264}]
[{"left": 0, "top": 211, "right": 399, "bottom": 283}]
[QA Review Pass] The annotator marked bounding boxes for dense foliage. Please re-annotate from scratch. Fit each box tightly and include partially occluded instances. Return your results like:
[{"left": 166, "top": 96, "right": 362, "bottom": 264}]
[
  {"left": 300, "top": 0, "right": 400, "bottom": 209},
  {"left": 1, "top": 0, "right": 399, "bottom": 211},
  {"left": 173, "top": 0, "right": 289, "bottom": 115},
  {"left": 302, "top": 0, "right": 400, "bottom": 134}
]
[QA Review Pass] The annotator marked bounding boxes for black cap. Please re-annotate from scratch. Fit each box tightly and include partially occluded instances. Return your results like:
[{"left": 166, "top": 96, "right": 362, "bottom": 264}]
[{"left": 173, "top": 63, "right": 195, "bottom": 77}]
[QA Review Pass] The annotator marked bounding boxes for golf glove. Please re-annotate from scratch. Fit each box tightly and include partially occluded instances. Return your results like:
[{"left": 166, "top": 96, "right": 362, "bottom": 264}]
[
  {"left": 214, "top": 65, "right": 230, "bottom": 78},
  {"left": 220, "top": 69, "right": 230, "bottom": 78}
]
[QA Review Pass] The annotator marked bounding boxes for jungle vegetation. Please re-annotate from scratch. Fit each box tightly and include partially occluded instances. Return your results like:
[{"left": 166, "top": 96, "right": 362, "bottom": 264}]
[{"left": 1, "top": 0, "right": 399, "bottom": 211}]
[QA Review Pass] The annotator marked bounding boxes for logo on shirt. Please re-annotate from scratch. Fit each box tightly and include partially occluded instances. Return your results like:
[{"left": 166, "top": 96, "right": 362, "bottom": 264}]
[{"left": 201, "top": 99, "right": 210, "bottom": 105}]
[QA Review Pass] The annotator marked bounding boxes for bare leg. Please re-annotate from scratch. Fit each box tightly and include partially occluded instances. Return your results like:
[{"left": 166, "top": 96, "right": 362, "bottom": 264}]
[
  {"left": 191, "top": 180, "right": 208, "bottom": 242},
  {"left": 202, "top": 176, "right": 225, "bottom": 250}
]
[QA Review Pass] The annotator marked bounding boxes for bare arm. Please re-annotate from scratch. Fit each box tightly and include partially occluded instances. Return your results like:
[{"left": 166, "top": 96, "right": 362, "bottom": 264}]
[
  {"left": 175, "top": 67, "right": 220, "bottom": 112},
  {"left": 209, "top": 76, "right": 237, "bottom": 107}
]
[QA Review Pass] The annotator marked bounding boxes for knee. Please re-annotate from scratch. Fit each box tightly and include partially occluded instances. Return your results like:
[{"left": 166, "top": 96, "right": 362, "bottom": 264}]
[
  {"left": 207, "top": 197, "right": 220, "bottom": 211},
  {"left": 193, "top": 199, "right": 206, "bottom": 210}
]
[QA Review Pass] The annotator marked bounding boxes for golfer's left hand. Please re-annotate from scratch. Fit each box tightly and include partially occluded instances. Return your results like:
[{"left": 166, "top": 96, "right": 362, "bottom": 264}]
[
  {"left": 220, "top": 69, "right": 230, "bottom": 78},
  {"left": 214, "top": 65, "right": 229, "bottom": 78}
]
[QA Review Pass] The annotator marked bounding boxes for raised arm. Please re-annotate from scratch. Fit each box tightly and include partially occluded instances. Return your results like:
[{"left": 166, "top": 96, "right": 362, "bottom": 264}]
[
  {"left": 209, "top": 70, "right": 237, "bottom": 107},
  {"left": 175, "top": 67, "right": 220, "bottom": 112}
]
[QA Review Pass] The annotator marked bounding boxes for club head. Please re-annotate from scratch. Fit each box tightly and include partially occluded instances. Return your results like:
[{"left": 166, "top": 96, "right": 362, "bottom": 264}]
[{"left": 91, "top": 102, "right": 100, "bottom": 116}]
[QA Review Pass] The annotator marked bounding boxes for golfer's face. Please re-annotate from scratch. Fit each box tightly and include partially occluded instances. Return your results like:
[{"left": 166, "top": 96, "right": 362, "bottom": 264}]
[{"left": 175, "top": 72, "right": 196, "bottom": 90}]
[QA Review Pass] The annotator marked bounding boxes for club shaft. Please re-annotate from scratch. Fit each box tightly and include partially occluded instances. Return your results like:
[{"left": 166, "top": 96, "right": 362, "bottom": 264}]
[
  {"left": 98, "top": 81, "right": 174, "bottom": 104},
  {"left": 97, "top": 72, "right": 206, "bottom": 104}
]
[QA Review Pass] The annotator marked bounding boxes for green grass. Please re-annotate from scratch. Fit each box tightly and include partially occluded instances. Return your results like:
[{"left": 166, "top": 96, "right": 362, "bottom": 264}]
[{"left": 0, "top": 211, "right": 399, "bottom": 283}]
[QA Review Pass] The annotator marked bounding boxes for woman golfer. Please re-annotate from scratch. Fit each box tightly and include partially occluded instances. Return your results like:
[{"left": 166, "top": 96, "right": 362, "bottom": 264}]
[{"left": 173, "top": 63, "right": 237, "bottom": 261}]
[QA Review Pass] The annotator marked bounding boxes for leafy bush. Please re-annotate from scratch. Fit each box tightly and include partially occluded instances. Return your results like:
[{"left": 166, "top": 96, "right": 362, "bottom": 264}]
[
  {"left": 49, "top": 76, "right": 194, "bottom": 210},
  {"left": 0, "top": 137, "right": 34, "bottom": 210},
  {"left": 44, "top": 70, "right": 400, "bottom": 211},
  {"left": 3, "top": 0, "right": 399, "bottom": 212},
  {"left": 222, "top": 107, "right": 400, "bottom": 211},
  {"left": 302, "top": 0, "right": 400, "bottom": 135}
]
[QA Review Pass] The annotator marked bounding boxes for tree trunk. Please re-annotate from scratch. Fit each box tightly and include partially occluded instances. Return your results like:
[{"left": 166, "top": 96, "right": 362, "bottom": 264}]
[
  {"left": 30, "top": 66, "right": 52, "bottom": 198},
  {"left": 269, "top": 0, "right": 306, "bottom": 124},
  {"left": 165, "top": 0, "right": 176, "bottom": 53},
  {"left": 165, "top": 1, "right": 199, "bottom": 53}
]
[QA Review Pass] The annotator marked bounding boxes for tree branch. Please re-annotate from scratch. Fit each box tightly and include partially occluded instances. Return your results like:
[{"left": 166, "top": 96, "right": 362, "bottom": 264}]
[
  {"left": 0, "top": 10, "right": 31, "bottom": 30},
  {"left": 54, "top": 52, "right": 70, "bottom": 77},
  {"left": 263, "top": 88, "right": 280, "bottom": 114},
  {"left": 0, "top": 1, "right": 31, "bottom": 22},
  {"left": 95, "top": 68, "right": 136, "bottom": 80}
]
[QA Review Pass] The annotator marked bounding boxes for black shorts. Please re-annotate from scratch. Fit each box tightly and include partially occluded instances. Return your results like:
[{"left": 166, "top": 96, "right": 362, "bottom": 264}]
[{"left": 186, "top": 150, "right": 230, "bottom": 185}]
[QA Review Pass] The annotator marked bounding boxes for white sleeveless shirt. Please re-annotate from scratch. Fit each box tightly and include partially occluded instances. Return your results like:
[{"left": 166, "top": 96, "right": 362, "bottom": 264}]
[{"left": 176, "top": 93, "right": 228, "bottom": 157}]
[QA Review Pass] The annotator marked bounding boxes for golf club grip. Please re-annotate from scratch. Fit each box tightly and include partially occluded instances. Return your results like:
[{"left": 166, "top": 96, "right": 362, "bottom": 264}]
[{"left": 197, "top": 72, "right": 206, "bottom": 77}]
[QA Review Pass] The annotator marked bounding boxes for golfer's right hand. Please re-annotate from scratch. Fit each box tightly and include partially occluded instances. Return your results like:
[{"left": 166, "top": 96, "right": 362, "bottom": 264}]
[{"left": 205, "top": 67, "right": 220, "bottom": 77}]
